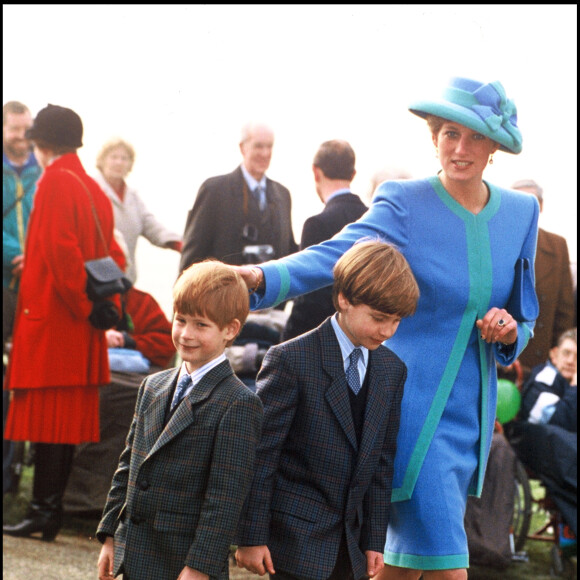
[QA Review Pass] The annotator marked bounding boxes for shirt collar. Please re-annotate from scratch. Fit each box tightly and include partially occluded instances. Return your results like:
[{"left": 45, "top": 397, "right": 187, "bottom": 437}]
[
  {"left": 326, "top": 188, "right": 351, "bottom": 203},
  {"left": 330, "top": 314, "right": 369, "bottom": 370},
  {"left": 241, "top": 163, "right": 267, "bottom": 191},
  {"left": 178, "top": 353, "right": 227, "bottom": 387}
]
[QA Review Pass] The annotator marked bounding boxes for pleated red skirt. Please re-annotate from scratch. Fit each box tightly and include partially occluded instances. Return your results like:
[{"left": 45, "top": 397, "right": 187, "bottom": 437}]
[{"left": 4, "top": 386, "right": 100, "bottom": 444}]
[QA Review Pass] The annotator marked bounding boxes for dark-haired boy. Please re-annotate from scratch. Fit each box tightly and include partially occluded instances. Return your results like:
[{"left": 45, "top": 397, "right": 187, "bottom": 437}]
[{"left": 236, "top": 240, "right": 419, "bottom": 580}]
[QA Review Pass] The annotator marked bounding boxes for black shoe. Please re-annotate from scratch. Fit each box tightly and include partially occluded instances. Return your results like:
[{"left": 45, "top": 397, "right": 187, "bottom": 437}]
[{"left": 3, "top": 508, "right": 62, "bottom": 541}]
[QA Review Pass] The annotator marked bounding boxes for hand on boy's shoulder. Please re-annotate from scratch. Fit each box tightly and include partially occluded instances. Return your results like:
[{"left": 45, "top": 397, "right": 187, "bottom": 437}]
[{"left": 177, "top": 565, "right": 209, "bottom": 580}]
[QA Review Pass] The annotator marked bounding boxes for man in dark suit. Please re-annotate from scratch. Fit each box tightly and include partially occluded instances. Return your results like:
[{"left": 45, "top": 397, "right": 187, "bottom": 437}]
[
  {"left": 179, "top": 122, "right": 297, "bottom": 272},
  {"left": 282, "top": 140, "right": 368, "bottom": 341},
  {"left": 236, "top": 241, "right": 420, "bottom": 580},
  {"left": 511, "top": 179, "right": 575, "bottom": 380}
]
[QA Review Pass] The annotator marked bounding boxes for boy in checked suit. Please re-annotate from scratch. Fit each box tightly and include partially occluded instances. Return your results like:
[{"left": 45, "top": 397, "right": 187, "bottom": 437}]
[
  {"left": 97, "top": 261, "right": 263, "bottom": 580},
  {"left": 235, "top": 240, "right": 419, "bottom": 580}
]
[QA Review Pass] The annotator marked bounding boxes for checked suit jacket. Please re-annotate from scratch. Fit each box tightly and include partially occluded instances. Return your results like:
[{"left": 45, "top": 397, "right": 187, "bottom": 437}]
[
  {"left": 237, "top": 318, "right": 406, "bottom": 580},
  {"left": 97, "top": 361, "right": 263, "bottom": 580}
]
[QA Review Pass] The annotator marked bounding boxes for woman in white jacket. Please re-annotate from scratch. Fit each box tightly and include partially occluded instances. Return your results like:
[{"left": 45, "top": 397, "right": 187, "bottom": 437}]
[{"left": 94, "top": 138, "right": 182, "bottom": 284}]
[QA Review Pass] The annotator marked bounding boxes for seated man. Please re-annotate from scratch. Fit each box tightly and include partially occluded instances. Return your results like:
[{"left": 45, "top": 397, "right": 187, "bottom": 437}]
[
  {"left": 519, "top": 327, "right": 577, "bottom": 432},
  {"left": 507, "top": 327, "right": 577, "bottom": 536},
  {"left": 63, "top": 287, "right": 175, "bottom": 514}
]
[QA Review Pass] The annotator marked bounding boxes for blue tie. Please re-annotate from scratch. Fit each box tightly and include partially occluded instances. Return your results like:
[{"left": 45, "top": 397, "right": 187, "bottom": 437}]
[
  {"left": 346, "top": 348, "right": 362, "bottom": 395},
  {"left": 254, "top": 185, "right": 267, "bottom": 211},
  {"left": 171, "top": 373, "right": 192, "bottom": 411}
]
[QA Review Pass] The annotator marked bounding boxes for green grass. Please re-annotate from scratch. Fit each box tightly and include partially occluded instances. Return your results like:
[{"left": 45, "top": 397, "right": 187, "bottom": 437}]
[{"left": 4, "top": 464, "right": 575, "bottom": 578}]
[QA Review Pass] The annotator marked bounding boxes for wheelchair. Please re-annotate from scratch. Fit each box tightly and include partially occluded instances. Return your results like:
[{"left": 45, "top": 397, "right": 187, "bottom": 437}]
[{"left": 498, "top": 361, "right": 577, "bottom": 578}]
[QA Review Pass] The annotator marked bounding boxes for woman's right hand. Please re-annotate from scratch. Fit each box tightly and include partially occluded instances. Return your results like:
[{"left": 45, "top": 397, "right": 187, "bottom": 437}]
[{"left": 234, "top": 266, "right": 264, "bottom": 294}]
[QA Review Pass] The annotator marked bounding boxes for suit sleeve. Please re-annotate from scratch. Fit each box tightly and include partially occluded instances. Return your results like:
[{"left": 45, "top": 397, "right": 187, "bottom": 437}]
[
  {"left": 237, "top": 346, "right": 300, "bottom": 546},
  {"left": 553, "top": 239, "right": 575, "bottom": 343},
  {"left": 179, "top": 181, "right": 216, "bottom": 272},
  {"left": 96, "top": 377, "right": 146, "bottom": 541},
  {"left": 185, "top": 392, "right": 263, "bottom": 576},
  {"left": 363, "top": 365, "right": 406, "bottom": 552}
]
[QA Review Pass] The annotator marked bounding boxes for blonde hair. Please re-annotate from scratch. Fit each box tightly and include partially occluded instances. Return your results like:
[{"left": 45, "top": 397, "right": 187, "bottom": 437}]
[
  {"left": 96, "top": 138, "right": 136, "bottom": 173},
  {"left": 173, "top": 261, "right": 249, "bottom": 346},
  {"left": 332, "top": 239, "right": 419, "bottom": 318}
]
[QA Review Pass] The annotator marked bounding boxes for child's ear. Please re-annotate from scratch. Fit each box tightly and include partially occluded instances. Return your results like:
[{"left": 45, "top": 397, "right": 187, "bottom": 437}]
[
  {"left": 224, "top": 318, "right": 241, "bottom": 342},
  {"left": 336, "top": 292, "right": 351, "bottom": 312}
]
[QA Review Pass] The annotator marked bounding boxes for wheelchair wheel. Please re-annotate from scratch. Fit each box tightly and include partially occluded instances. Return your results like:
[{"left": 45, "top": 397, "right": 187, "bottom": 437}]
[{"left": 512, "top": 458, "right": 532, "bottom": 552}]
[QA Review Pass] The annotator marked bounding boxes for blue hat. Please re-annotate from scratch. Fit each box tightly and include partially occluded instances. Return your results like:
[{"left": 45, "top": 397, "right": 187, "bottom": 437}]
[{"left": 409, "top": 77, "right": 522, "bottom": 154}]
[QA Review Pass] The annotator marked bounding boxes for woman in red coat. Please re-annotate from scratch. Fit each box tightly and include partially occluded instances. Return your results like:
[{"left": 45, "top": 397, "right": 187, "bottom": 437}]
[{"left": 3, "top": 104, "right": 126, "bottom": 541}]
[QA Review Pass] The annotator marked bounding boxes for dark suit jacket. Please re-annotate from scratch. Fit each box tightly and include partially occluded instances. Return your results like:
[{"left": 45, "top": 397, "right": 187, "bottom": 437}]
[
  {"left": 97, "top": 362, "right": 263, "bottom": 580},
  {"left": 518, "top": 228, "right": 575, "bottom": 375},
  {"left": 180, "top": 165, "right": 297, "bottom": 271},
  {"left": 283, "top": 192, "right": 368, "bottom": 340},
  {"left": 237, "top": 318, "right": 406, "bottom": 580}
]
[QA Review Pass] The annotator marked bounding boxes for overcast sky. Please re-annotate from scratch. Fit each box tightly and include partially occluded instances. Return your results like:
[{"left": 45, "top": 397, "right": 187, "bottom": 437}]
[{"left": 4, "top": 4, "right": 577, "bottom": 316}]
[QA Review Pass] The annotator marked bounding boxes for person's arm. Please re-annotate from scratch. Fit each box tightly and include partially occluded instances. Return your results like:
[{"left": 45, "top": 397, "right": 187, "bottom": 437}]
[
  {"left": 132, "top": 192, "right": 182, "bottom": 250},
  {"left": 553, "top": 240, "right": 575, "bottom": 341},
  {"left": 363, "top": 366, "right": 405, "bottom": 555},
  {"left": 97, "top": 536, "right": 115, "bottom": 580},
  {"left": 176, "top": 566, "right": 209, "bottom": 580},
  {"left": 244, "top": 181, "right": 412, "bottom": 311},
  {"left": 96, "top": 379, "right": 146, "bottom": 540},
  {"left": 236, "top": 346, "right": 301, "bottom": 547}
]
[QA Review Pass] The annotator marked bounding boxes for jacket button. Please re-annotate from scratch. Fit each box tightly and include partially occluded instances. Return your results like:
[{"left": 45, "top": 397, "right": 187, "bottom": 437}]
[
  {"left": 24, "top": 308, "right": 29, "bottom": 315},
  {"left": 139, "top": 480, "right": 149, "bottom": 491},
  {"left": 130, "top": 516, "right": 142, "bottom": 525}
]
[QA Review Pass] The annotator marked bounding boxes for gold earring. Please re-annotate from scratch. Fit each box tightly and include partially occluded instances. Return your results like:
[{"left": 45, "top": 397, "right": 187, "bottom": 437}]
[{"left": 489, "top": 154, "right": 494, "bottom": 165}]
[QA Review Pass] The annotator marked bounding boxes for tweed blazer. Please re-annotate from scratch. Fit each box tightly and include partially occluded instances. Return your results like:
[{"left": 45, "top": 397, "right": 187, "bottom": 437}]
[
  {"left": 283, "top": 192, "right": 368, "bottom": 340},
  {"left": 97, "top": 362, "right": 263, "bottom": 579},
  {"left": 517, "top": 228, "right": 575, "bottom": 375},
  {"left": 237, "top": 318, "right": 406, "bottom": 580},
  {"left": 179, "top": 165, "right": 297, "bottom": 271}
]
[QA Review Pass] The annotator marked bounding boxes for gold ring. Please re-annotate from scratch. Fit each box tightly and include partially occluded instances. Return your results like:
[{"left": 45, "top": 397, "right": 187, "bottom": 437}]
[{"left": 497, "top": 319, "right": 506, "bottom": 327}]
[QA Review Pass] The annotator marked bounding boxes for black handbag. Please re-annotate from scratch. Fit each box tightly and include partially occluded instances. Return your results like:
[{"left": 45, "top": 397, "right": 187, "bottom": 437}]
[
  {"left": 505, "top": 258, "right": 539, "bottom": 322},
  {"left": 85, "top": 256, "right": 132, "bottom": 301},
  {"left": 61, "top": 169, "right": 132, "bottom": 329}
]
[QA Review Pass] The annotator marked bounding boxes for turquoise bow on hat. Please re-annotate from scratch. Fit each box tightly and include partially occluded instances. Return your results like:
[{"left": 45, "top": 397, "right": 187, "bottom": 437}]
[{"left": 472, "top": 81, "right": 522, "bottom": 147}]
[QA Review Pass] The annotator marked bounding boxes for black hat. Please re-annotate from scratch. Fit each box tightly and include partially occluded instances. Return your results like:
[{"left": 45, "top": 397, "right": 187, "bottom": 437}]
[{"left": 26, "top": 104, "right": 83, "bottom": 148}]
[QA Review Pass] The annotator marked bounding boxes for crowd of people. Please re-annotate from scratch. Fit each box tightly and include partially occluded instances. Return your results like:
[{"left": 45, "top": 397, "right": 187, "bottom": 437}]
[{"left": 2, "top": 74, "right": 577, "bottom": 580}]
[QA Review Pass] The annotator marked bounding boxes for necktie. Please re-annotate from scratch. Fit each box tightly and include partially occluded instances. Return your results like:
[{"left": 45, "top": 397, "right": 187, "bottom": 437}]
[
  {"left": 254, "top": 185, "right": 267, "bottom": 211},
  {"left": 346, "top": 348, "right": 362, "bottom": 395},
  {"left": 171, "top": 373, "right": 192, "bottom": 411}
]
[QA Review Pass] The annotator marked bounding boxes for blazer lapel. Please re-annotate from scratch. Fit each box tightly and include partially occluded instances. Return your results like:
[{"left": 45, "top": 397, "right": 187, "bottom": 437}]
[
  {"left": 320, "top": 321, "right": 358, "bottom": 452},
  {"left": 354, "top": 352, "right": 389, "bottom": 475},
  {"left": 142, "top": 368, "right": 180, "bottom": 452},
  {"left": 147, "top": 361, "right": 234, "bottom": 458}
]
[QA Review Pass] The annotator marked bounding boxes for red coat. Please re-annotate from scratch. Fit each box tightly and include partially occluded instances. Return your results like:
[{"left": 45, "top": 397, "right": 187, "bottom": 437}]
[{"left": 5, "top": 153, "right": 126, "bottom": 391}]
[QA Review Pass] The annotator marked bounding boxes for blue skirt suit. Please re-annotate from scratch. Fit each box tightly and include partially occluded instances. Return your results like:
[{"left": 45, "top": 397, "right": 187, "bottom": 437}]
[{"left": 250, "top": 176, "right": 539, "bottom": 569}]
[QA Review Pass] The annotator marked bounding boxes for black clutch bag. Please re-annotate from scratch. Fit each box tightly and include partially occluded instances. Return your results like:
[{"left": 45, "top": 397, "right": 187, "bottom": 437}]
[
  {"left": 85, "top": 257, "right": 132, "bottom": 301},
  {"left": 505, "top": 258, "right": 539, "bottom": 322}
]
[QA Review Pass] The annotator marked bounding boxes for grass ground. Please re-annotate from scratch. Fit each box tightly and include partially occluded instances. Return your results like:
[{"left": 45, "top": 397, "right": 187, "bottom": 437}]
[{"left": 3, "top": 462, "right": 575, "bottom": 579}]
